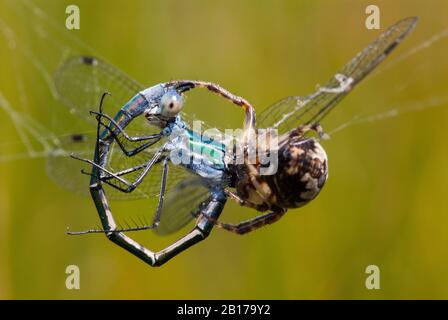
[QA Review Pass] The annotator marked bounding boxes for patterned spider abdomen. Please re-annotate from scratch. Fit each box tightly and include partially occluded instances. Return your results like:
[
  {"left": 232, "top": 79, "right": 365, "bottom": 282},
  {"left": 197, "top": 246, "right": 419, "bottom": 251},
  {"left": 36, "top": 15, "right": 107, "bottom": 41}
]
[
  {"left": 265, "top": 136, "right": 328, "bottom": 209},
  {"left": 232, "top": 134, "right": 328, "bottom": 212}
]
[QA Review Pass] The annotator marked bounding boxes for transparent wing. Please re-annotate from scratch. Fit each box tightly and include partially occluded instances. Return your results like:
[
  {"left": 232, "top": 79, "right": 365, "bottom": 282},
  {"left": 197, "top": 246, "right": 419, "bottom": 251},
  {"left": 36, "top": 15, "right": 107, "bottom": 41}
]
[
  {"left": 46, "top": 133, "right": 96, "bottom": 197},
  {"left": 257, "top": 17, "right": 418, "bottom": 134},
  {"left": 54, "top": 56, "right": 144, "bottom": 125},
  {"left": 154, "top": 177, "right": 212, "bottom": 235}
]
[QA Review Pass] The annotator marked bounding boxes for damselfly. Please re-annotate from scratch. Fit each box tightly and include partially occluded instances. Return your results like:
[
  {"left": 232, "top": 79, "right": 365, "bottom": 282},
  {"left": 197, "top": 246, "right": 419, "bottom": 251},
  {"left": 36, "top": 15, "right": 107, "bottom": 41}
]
[{"left": 55, "top": 17, "right": 417, "bottom": 266}]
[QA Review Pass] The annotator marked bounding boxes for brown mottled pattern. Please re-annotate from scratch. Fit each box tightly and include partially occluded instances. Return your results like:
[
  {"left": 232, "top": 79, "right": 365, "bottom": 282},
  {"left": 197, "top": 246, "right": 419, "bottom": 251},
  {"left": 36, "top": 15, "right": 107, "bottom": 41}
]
[
  {"left": 269, "top": 137, "right": 327, "bottom": 208},
  {"left": 230, "top": 133, "right": 328, "bottom": 211}
]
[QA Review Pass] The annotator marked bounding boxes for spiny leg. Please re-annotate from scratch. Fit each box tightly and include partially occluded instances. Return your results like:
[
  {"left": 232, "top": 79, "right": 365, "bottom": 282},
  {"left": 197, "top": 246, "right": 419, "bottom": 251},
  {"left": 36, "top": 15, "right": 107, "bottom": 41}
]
[
  {"left": 172, "top": 80, "right": 256, "bottom": 134},
  {"left": 71, "top": 144, "right": 167, "bottom": 193},
  {"left": 88, "top": 162, "right": 148, "bottom": 180},
  {"left": 67, "top": 157, "right": 170, "bottom": 235}
]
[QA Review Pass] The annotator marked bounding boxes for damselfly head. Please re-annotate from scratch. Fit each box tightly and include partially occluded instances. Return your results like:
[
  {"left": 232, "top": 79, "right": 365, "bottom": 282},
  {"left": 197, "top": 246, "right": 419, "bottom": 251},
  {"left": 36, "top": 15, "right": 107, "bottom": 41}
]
[
  {"left": 142, "top": 85, "right": 185, "bottom": 127},
  {"left": 160, "top": 89, "right": 184, "bottom": 117}
]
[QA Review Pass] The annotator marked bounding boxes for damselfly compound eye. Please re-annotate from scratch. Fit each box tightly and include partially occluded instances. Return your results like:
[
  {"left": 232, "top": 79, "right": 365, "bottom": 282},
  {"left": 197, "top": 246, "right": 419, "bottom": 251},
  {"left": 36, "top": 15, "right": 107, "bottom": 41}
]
[{"left": 160, "top": 90, "right": 184, "bottom": 117}]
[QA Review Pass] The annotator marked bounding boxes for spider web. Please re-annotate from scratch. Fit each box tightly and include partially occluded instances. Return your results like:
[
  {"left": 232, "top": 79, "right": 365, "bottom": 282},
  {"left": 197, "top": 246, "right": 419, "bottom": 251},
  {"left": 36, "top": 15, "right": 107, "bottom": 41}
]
[
  {"left": 1, "top": 0, "right": 448, "bottom": 191},
  {"left": 0, "top": 0, "right": 96, "bottom": 161}
]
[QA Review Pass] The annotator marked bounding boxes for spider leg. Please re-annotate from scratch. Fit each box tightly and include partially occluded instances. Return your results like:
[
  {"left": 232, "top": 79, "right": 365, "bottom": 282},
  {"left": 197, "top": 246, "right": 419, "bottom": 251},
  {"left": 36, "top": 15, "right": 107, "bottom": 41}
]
[
  {"left": 294, "top": 123, "right": 329, "bottom": 140},
  {"left": 205, "top": 209, "right": 286, "bottom": 235},
  {"left": 171, "top": 80, "right": 256, "bottom": 141},
  {"left": 224, "top": 189, "right": 259, "bottom": 210}
]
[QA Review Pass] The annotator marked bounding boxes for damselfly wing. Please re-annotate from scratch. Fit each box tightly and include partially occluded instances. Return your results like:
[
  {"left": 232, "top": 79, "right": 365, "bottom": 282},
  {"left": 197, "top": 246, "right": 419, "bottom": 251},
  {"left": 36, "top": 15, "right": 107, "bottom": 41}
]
[{"left": 257, "top": 17, "right": 418, "bottom": 133}]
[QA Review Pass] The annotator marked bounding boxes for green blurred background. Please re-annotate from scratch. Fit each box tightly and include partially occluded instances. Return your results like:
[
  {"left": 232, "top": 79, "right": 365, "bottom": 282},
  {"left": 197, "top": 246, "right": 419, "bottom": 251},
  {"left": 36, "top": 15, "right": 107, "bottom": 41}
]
[{"left": 0, "top": 0, "right": 447, "bottom": 299}]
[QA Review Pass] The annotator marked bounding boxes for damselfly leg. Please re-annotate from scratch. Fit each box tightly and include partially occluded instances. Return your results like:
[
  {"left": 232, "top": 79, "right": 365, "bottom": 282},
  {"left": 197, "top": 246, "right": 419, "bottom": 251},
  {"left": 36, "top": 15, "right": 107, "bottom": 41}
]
[
  {"left": 67, "top": 157, "right": 170, "bottom": 235},
  {"left": 71, "top": 92, "right": 169, "bottom": 193},
  {"left": 90, "top": 109, "right": 162, "bottom": 156},
  {"left": 72, "top": 144, "right": 167, "bottom": 193}
]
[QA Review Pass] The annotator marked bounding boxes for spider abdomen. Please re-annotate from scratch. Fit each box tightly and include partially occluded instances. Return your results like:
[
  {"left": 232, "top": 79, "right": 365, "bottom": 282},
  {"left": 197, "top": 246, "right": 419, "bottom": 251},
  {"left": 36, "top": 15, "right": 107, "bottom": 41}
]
[
  {"left": 267, "top": 137, "right": 328, "bottom": 209},
  {"left": 232, "top": 136, "right": 328, "bottom": 211}
]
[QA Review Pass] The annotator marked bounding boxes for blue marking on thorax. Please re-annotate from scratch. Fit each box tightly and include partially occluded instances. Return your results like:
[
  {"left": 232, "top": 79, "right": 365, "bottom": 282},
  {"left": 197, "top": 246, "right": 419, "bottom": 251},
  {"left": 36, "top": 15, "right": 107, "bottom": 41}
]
[{"left": 166, "top": 120, "right": 227, "bottom": 181}]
